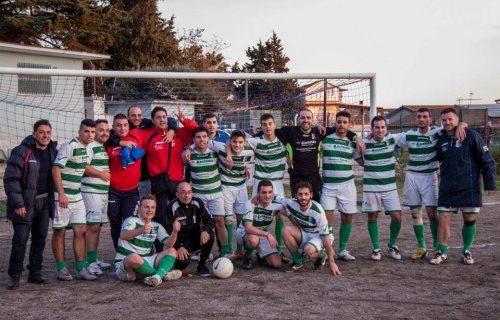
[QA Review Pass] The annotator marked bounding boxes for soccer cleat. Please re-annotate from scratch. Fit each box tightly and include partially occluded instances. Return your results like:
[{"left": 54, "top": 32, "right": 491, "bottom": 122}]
[
  {"left": 411, "top": 247, "right": 428, "bottom": 260},
  {"left": 27, "top": 273, "right": 46, "bottom": 284},
  {"left": 314, "top": 250, "right": 327, "bottom": 270},
  {"left": 461, "top": 250, "right": 474, "bottom": 265},
  {"left": 338, "top": 250, "right": 356, "bottom": 261},
  {"left": 221, "top": 252, "right": 237, "bottom": 261},
  {"left": 285, "top": 261, "right": 304, "bottom": 272},
  {"left": 144, "top": 274, "right": 162, "bottom": 287},
  {"left": 76, "top": 268, "right": 98, "bottom": 281},
  {"left": 388, "top": 245, "right": 402, "bottom": 260},
  {"left": 197, "top": 264, "right": 211, "bottom": 277},
  {"left": 430, "top": 252, "right": 448, "bottom": 265},
  {"left": 162, "top": 270, "right": 183, "bottom": 281},
  {"left": 96, "top": 259, "right": 112, "bottom": 270},
  {"left": 242, "top": 256, "right": 253, "bottom": 270},
  {"left": 56, "top": 267, "right": 74, "bottom": 281},
  {"left": 371, "top": 249, "right": 381, "bottom": 261},
  {"left": 190, "top": 250, "right": 201, "bottom": 261},
  {"left": 87, "top": 262, "right": 104, "bottom": 276},
  {"left": 7, "top": 276, "right": 20, "bottom": 290}
]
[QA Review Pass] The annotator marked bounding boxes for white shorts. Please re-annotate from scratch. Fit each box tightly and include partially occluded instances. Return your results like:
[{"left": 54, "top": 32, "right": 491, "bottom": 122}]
[
  {"left": 82, "top": 192, "right": 109, "bottom": 224},
  {"left": 252, "top": 179, "right": 285, "bottom": 198},
  {"left": 320, "top": 180, "right": 357, "bottom": 214},
  {"left": 195, "top": 192, "right": 225, "bottom": 218},
  {"left": 437, "top": 207, "right": 480, "bottom": 214},
  {"left": 236, "top": 226, "right": 278, "bottom": 258},
  {"left": 115, "top": 254, "right": 158, "bottom": 281},
  {"left": 53, "top": 198, "right": 87, "bottom": 229},
  {"left": 223, "top": 185, "right": 248, "bottom": 216},
  {"left": 362, "top": 190, "right": 401, "bottom": 214},
  {"left": 402, "top": 172, "right": 438, "bottom": 208},
  {"left": 299, "top": 230, "right": 332, "bottom": 252}
]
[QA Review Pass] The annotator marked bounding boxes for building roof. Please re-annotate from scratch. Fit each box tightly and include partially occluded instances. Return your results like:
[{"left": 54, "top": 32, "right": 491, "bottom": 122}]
[{"left": 0, "top": 41, "right": 110, "bottom": 61}]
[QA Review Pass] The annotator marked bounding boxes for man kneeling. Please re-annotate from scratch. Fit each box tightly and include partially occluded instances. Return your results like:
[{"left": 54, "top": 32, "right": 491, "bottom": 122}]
[
  {"left": 165, "top": 182, "right": 215, "bottom": 276},
  {"left": 115, "top": 195, "right": 181, "bottom": 287}
]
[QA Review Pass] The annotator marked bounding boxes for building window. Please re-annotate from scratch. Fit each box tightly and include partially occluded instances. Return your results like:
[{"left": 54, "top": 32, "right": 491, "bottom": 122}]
[{"left": 17, "top": 62, "right": 52, "bottom": 95}]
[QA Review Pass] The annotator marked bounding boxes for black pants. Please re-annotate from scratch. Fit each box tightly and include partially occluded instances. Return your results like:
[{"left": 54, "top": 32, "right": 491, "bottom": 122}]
[
  {"left": 8, "top": 196, "right": 50, "bottom": 277},
  {"left": 151, "top": 178, "right": 180, "bottom": 253},
  {"left": 290, "top": 172, "right": 323, "bottom": 202},
  {"left": 174, "top": 231, "right": 215, "bottom": 270},
  {"left": 107, "top": 187, "right": 140, "bottom": 249}
]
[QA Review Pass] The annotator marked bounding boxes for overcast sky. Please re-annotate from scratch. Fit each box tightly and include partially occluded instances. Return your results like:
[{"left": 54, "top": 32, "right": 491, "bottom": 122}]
[{"left": 160, "top": 0, "right": 500, "bottom": 108}]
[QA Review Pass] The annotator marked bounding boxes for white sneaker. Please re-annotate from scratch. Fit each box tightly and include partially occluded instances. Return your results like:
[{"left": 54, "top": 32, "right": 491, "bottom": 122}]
[
  {"left": 56, "top": 267, "right": 73, "bottom": 281},
  {"left": 144, "top": 274, "right": 162, "bottom": 287},
  {"left": 96, "top": 259, "right": 112, "bottom": 270},
  {"left": 87, "top": 262, "right": 104, "bottom": 276},
  {"left": 190, "top": 250, "right": 201, "bottom": 261},
  {"left": 162, "top": 270, "right": 183, "bottom": 281},
  {"left": 371, "top": 249, "right": 381, "bottom": 261},
  {"left": 387, "top": 245, "right": 402, "bottom": 260},
  {"left": 76, "top": 268, "right": 98, "bottom": 281},
  {"left": 461, "top": 250, "right": 474, "bottom": 265},
  {"left": 338, "top": 250, "right": 356, "bottom": 261},
  {"left": 430, "top": 252, "right": 448, "bottom": 265}
]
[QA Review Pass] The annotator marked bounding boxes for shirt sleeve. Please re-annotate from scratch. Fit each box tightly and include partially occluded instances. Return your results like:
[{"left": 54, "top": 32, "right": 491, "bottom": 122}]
[
  {"left": 53, "top": 142, "right": 71, "bottom": 169},
  {"left": 242, "top": 201, "right": 254, "bottom": 223},
  {"left": 246, "top": 137, "right": 259, "bottom": 150},
  {"left": 397, "top": 132, "right": 408, "bottom": 147},
  {"left": 121, "top": 217, "right": 136, "bottom": 232},
  {"left": 317, "top": 211, "right": 330, "bottom": 236},
  {"left": 157, "top": 224, "right": 169, "bottom": 243},
  {"left": 208, "top": 140, "right": 225, "bottom": 153},
  {"left": 280, "top": 198, "right": 292, "bottom": 217}
]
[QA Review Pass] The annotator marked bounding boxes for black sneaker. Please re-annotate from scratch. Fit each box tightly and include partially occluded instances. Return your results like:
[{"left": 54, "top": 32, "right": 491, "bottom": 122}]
[
  {"left": 242, "top": 256, "right": 253, "bottom": 270},
  {"left": 314, "top": 251, "right": 327, "bottom": 270},
  {"left": 7, "top": 275, "right": 20, "bottom": 290},
  {"left": 28, "top": 273, "right": 46, "bottom": 284},
  {"left": 197, "top": 264, "right": 211, "bottom": 277},
  {"left": 285, "top": 261, "right": 304, "bottom": 272}
]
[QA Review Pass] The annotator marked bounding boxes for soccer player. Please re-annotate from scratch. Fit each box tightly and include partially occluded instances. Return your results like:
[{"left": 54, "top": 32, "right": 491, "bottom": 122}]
[
  {"left": 165, "top": 182, "right": 215, "bottom": 276},
  {"left": 430, "top": 108, "right": 496, "bottom": 265},
  {"left": 237, "top": 180, "right": 284, "bottom": 270},
  {"left": 4, "top": 120, "right": 58, "bottom": 289},
  {"left": 115, "top": 195, "right": 180, "bottom": 287},
  {"left": 106, "top": 114, "right": 146, "bottom": 250},
  {"left": 320, "top": 111, "right": 358, "bottom": 261},
  {"left": 81, "top": 119, "right": 111, "bottom": 275},
  {"left": 185, "top": 127, "right": 229, "bottom": 257},
  {"left": 281, "top": 182, "right": 341, "bottom": 275},
  {"left": 209, "top": 130, "right": 254, "bottom": 258},
  {"left": 202, "top": 113, "right": 230, "bottom": 143},
  {"left": 357, "top": 116, "right": 403, "bottom": 261},
  {"left": 52, "top": 119, "right": 97, "bottom": 281}
]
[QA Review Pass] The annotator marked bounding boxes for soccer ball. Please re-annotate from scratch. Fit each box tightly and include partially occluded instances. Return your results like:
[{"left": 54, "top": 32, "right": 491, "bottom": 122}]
[{"left": 212, "top": 257, "right": 233, "bottom": 279}]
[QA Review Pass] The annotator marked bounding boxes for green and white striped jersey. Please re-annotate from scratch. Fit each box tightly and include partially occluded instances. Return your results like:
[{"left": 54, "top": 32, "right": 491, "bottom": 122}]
[
  {"left": 242, "top": 196, "right": 285, "bottom": 231},
  {"left": 360, "top": 134, "right": 403, "bottom": 192},
  {"left": 81, "top": 141, "right": 109, "bottom": 194},
  {"left": 189, "top": 148, "right": 222, "bottom": 195},
  {"left": 115, "top": 216, "right": 168, "bottom": 262},
  {"left": 397, "top": 127, "right": 441, "bottom": 174},
  {"left": 321, "top": 133, "right": 357, "bottom": 184},
  {"left": 281, "top": 199, "right": 329, "bottom": 235},
  {"left": 246, "top": 136, "right": 287, "bottom": 181},
  {"left": 53, "top": 138, "right": 89, "bottom": 201},
  {"left": 209, "top": 141, "right": 254, "bottom": 188}
]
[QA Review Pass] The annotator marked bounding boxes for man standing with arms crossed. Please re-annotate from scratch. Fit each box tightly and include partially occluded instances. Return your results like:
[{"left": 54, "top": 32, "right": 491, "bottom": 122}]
[
  {"left": 5, "top": 120, "right": 58, "bottom": 289},
  {"left": 52, "top": 119, "right": 97, "bottom": 280},
  {"left": 81, "top": 119, "right": 111, "bottom": 275},
  {"left": 430, "top": 108, "right": 496, "bottom": 265}
]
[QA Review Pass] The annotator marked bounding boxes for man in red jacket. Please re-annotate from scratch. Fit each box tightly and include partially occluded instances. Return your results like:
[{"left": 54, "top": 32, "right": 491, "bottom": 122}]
[{"left": 145, "top": 106, "right": 198, "bottom": 229}]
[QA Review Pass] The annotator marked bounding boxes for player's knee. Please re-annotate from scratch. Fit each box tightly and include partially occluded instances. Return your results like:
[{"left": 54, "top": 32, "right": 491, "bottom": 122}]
[
  {"left": 73, "top": 226, "right": 87, "bottom": 238},
  {"left": 281, "top": 225, "right": 292, "bottom": 237},
  {"left": 214, "top": 218, "right": 225, "bottom": 227},
  {"left": 127, "top": 254, "right": 143, "bottom": 266},
  {"left": 164, "top": 247, "right": 177, "bottom": 258},
  {"left": 303, "top": 245, "right": 317, "bottom": 257},
  {"left": 390, "top": 213, "right": 402, "bottom": 222},
  {"left": 267, "top": 258, "right": 281, "bottom": 269},
  {"left": 244, "top": 236, "right": 259, "bottom": 248}
]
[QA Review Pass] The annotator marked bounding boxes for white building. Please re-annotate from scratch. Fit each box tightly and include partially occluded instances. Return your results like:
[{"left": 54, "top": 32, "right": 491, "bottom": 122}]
[{"left": 0, "top": 41, "right": 109, "bottom": 159}]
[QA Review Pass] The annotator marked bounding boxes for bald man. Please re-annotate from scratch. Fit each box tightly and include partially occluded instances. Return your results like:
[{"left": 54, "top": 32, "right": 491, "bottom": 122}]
[{"left": 164, "top": 182, "right": 215, "bottom": 276}]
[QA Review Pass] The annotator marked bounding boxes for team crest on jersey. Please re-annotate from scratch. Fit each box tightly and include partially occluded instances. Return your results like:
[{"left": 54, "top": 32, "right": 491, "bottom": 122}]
[{"left": 483, "top": 145, "right": 489, "bottom": 152}]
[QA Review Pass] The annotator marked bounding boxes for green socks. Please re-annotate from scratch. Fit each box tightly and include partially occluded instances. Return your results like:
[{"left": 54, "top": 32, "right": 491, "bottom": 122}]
[
  {"left": 437, "top": 243, "right": 449, "bottom": 255},
  {"left": 225, "top": 223, "right": 233, "bottom": 254},
  {"left": 56, "top": 261, "right": 67, "bottom": 271},
  {"left": 275, "top": 219, "right": 285, "bottom": 254},
  {"left": 134, "top": 260, "right": 156, "bottom": 276},
  {"left": 389, "top": 220, "right": 401, "bottom": 247},
  {"left": 430, "top": 219, "right": 439, "bottom": 249},
  {"left": 368, "top": 220, "right": 380, "bottom": 250},
  {"left": 154, "top": 255, "right": 176, "bottom": 278},
  {"left": 413, "top": 224, "right": 426, "bottom": 249},
  {"left": 290, "top": 251, "right": 304, "bottom": 264},
  {"left": 339, "top": 222, "right": 352, "bottom": 252},
  {"left": 87, "top": 250, "right": 97, "bottom": 264},
  {"left": 244, "top": 245, "right": 256, "bottom": 259},
  {"left": 462, "top": 223, "right": 477, "bottom": 253},
  {"left": 75, "top": 260, "right": 87, "bottom": 272}
]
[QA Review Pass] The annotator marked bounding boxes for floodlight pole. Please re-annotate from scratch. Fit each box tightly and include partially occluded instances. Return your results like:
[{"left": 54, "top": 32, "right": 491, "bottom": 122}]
[
  {"left": 323, "top": 78, "right": 327, "bottom": 125},
  {"left": 369, "top": 75, "right": 377, "bottom": 120}
]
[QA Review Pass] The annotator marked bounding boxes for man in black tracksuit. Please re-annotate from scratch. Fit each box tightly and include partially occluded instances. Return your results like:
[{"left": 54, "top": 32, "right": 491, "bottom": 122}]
[
  {"left": 4, "top": 120, "right": 57, "bottom": 289},
  {"left": 430, "top": 108, "right": 496, "bottom": 266},
  {"left": 165, "top": 182, "right": 215, "bottom": 276},
  {"left": 276, "top": 109, "right": 358, "bottom": 201}
]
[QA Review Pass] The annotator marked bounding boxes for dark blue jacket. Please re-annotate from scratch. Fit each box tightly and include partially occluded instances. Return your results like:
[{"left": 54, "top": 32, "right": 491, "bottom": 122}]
[
  {"left": 436, "top": 128, "right": 496, "bottom": 207},
  {"left": 3, "top": 136, "right": 58, "bottom": 223}
]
